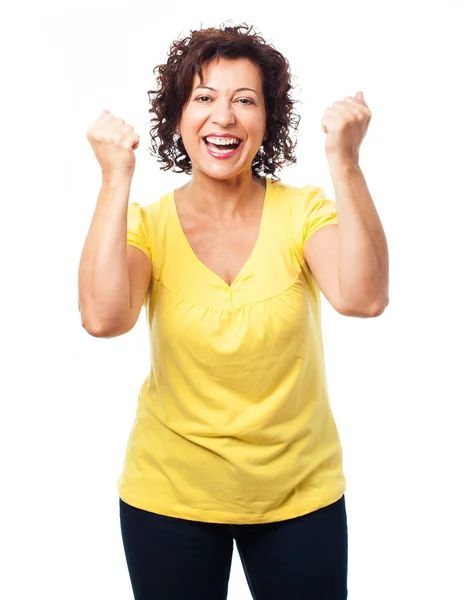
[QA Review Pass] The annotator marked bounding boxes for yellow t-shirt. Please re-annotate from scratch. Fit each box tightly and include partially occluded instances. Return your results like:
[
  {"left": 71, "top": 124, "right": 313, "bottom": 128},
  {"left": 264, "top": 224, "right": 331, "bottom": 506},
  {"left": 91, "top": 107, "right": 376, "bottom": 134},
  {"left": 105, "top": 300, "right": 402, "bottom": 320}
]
[{"left": 117, "top": 177, "right": 346, "bottom": 525}]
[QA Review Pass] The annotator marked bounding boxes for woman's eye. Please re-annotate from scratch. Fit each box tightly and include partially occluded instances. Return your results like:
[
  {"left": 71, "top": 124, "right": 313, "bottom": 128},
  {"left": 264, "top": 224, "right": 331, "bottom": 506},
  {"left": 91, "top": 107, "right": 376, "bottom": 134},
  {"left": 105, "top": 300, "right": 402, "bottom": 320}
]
[{"left": 195, "top": 96, "right": 254, "bottom": 105}]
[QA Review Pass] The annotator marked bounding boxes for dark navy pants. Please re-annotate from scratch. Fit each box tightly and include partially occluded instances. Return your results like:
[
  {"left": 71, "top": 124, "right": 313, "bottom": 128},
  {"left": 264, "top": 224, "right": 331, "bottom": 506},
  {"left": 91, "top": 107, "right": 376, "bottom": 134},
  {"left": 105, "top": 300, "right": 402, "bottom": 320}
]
[{"left": 119, "top": 494, "right": 348, "bottom": 599}]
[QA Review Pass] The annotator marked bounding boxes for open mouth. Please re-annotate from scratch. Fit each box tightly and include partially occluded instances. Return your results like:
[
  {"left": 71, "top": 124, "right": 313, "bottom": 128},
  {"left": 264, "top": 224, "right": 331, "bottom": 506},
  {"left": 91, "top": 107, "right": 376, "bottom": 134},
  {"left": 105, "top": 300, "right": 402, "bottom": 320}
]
[{"left": 202, "top": 137, "right": 243, "bottom": 155}]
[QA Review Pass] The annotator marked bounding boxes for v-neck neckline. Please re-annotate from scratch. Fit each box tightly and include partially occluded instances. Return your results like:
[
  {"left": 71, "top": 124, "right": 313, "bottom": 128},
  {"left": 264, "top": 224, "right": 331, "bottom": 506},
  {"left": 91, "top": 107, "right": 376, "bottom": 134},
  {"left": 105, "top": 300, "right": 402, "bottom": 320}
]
[{"left": 170, "top": 178, "right": 272, "bottom": 290}]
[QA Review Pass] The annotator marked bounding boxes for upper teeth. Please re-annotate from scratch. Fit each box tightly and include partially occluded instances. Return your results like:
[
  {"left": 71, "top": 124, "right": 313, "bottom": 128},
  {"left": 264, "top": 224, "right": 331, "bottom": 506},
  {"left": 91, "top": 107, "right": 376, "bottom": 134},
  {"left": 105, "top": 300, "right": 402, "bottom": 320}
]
[{"left": 205, "top": 136, "right": 241, "bottom": 145}]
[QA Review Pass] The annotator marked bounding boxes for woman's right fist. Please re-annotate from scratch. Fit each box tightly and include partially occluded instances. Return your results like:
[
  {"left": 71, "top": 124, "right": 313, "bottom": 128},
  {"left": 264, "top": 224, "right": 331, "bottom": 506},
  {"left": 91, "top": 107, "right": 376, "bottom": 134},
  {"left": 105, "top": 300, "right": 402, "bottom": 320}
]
[{"left": 86, "top": 110, "right": 140, "bottom": 179}]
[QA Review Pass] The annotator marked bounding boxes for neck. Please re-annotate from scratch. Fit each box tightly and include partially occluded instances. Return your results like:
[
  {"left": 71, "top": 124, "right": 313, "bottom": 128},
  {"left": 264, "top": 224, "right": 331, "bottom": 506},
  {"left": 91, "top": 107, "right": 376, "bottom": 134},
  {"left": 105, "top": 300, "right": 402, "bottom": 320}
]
[{"left": 182, "top": 171, "right": 265, "bottom": 220}]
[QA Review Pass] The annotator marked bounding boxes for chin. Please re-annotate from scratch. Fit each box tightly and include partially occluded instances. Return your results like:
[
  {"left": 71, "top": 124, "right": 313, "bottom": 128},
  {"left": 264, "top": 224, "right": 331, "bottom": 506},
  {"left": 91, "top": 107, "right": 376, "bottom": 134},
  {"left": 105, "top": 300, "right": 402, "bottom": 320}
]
[{"left": 194, "top": 162, "right": 251, "bottom": 180}]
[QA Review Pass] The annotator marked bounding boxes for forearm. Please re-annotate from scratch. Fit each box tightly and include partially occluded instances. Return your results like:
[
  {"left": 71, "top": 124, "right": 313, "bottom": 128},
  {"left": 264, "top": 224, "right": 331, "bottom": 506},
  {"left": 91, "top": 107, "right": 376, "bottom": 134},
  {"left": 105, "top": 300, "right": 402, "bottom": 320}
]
[
  {"left": 78, "top": 176, "right": 133, "bottom": 334},
  {"left": 329, "top": 159, "right": 389, "bottom": 313}
]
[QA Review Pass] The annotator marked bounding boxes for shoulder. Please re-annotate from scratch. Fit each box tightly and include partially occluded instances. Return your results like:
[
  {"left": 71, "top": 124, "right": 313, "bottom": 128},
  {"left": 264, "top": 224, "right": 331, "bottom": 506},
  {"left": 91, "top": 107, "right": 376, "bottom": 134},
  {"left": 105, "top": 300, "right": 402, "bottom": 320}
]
[
  {"left": 128, "top": 190, "right": 170, "bottom": 225},
  {"left": 276, "top": 180, "right": 336, "bottom": 258},
  {"left": 269, "top": 179, "right": 324, "bottom": 205}
]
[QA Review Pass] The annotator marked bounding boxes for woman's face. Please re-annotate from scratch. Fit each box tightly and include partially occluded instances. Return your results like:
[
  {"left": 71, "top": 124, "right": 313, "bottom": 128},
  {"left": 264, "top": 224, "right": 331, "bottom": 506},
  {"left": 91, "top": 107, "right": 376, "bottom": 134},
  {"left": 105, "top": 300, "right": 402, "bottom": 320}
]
[{"left": 178, "top": 57, "right": 267, "bottom": 181}]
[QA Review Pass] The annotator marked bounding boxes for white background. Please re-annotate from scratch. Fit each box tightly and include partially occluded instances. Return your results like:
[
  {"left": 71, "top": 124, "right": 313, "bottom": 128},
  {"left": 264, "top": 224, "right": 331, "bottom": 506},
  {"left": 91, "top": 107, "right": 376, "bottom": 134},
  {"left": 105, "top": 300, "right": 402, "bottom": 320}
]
[{"left": 1, "top": 0, "right": 465, "bottom": 598}]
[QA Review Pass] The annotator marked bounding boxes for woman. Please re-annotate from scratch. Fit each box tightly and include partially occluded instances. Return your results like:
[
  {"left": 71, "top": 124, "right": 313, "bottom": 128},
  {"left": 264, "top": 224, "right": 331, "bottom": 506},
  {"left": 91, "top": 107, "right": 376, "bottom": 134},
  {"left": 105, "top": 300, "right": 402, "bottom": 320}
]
[{"left": 79, "top": 22, "right": 389, "bottom": 600}]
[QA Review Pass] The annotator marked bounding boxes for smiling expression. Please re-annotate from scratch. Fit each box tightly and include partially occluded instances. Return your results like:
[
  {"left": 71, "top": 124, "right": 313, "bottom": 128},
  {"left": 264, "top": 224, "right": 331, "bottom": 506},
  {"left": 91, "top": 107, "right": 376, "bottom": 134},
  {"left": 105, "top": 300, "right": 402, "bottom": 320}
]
[{"left": 178, "top": 57, "right": 268, "bottom": 180}]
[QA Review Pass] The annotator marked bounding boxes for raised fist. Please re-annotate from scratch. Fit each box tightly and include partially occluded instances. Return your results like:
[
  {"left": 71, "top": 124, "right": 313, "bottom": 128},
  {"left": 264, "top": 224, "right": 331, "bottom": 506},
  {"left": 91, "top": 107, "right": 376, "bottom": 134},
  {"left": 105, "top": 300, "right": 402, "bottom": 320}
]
[{"left": 86, "top": 110, "right": 140, "bottom": 179}]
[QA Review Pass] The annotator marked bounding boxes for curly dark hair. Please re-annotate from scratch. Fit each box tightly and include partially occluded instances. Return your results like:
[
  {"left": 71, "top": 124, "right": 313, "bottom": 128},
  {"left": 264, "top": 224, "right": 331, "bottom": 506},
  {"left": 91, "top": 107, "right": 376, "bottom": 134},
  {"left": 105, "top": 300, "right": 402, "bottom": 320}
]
[{"left": 147, "top": 23, "right": 301, "bottom": 181}]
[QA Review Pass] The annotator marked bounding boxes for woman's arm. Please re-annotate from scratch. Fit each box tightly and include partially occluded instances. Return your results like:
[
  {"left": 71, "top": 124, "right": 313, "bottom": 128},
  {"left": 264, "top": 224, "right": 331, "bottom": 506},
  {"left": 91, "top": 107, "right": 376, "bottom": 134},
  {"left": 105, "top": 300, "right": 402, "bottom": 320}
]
[
  {"left": 304, "top": 160, "right": 389, "bottom": 317},
  {"left": 78, "top": 176, "right": 150, "bottom": 336}
]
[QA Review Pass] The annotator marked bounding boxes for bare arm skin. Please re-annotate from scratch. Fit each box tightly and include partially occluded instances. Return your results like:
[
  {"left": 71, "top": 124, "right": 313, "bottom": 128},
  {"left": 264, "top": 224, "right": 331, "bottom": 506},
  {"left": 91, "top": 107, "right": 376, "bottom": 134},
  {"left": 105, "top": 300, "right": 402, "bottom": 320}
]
[
  {"left": 304, "top": 162, "right": 389, "bottom": 318},
  {"left": 78, "top": 110, "right": 151, "bottom": 337},
  {"left": 78, "top": 176, "right": 151, "bottom": 337}
]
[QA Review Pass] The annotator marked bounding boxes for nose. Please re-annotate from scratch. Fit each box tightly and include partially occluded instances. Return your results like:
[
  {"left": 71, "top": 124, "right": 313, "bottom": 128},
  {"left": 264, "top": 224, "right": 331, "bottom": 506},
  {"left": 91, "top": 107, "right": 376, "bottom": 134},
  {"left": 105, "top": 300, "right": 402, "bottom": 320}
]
[{"left": 210, "top": 98, "right": 236, "bottom": 128}]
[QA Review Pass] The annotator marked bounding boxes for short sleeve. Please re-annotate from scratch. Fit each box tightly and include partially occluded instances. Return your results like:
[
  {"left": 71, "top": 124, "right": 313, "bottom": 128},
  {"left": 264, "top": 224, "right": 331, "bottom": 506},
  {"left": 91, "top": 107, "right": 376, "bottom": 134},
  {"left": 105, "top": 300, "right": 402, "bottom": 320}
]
[
  {"left": 127, "top": 202, "right": 152, "bottom": 262},
  {"left": 301, "top": 185, "right": 338, "bottom": 245}
]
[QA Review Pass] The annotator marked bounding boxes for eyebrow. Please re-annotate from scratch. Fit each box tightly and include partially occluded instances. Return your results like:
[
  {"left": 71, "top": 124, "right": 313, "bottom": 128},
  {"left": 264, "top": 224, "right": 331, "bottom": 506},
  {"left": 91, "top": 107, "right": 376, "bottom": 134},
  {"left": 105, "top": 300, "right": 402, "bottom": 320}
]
[{"left": 194, "top": 85, "right": 258, "bottom": 96}]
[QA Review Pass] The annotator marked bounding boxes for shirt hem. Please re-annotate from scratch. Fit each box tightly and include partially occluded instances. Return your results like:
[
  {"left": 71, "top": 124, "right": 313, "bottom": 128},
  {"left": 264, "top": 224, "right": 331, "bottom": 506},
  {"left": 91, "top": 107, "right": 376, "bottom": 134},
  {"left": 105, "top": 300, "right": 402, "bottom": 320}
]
[{"left": 117, "top": 483, "right": 347, "bottom": 525}]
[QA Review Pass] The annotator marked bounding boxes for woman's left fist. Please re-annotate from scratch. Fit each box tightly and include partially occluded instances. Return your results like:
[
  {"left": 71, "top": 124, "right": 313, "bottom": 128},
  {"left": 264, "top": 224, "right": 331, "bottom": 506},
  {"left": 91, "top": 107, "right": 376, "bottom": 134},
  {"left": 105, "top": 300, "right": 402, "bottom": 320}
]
[{"left": 321, "top": 91, "right": 372, "bottom": 164}]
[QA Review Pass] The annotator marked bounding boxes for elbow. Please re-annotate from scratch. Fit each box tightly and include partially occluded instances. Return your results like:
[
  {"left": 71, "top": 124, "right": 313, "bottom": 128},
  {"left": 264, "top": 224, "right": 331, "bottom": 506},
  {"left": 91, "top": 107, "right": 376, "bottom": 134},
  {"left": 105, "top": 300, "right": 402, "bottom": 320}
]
[
  {"left": 79, "top": 299, "right": 131, "bottom": 338},
  {"left": 81, "top": 318, "right": 127, "bottom": 338},
  {"left": 371, "top": 292, "right": 390, "bottom": 317},
  {"left": 81, "top": 320, "right": 108, "bottom": 337},
  {"left": 337, "top": 295, "right": 389, "bottom": 318},
  {"left": 366, "top": 298, "right": 388, "bottom": 317}
]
